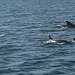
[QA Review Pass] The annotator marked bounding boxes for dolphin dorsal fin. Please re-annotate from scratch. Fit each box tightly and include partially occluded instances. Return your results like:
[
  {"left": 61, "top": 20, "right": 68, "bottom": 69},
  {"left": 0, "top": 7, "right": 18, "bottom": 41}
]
[
  {"left": 66, "top": 21, "right": 74, "bottom": 26},
  {"left": 48, "top": 35, "right": 53, "bottom": 40}
]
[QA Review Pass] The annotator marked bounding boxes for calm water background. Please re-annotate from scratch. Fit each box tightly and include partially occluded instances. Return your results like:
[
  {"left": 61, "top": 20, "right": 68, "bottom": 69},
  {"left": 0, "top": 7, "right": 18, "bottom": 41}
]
[{"left": 0, "top": 0, "right": 75, "bottom": 75}]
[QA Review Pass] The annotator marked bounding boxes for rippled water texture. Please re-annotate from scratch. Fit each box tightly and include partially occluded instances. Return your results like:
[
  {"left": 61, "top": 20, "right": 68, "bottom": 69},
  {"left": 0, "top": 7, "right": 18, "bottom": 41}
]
[{"left": 0, "top": 0, "right": 75, "bottom": 75}]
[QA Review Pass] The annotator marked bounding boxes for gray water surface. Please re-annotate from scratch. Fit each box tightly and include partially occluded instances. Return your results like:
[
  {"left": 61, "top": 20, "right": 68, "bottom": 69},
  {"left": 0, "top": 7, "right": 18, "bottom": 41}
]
[{"left": 0, "top": 0, "right": 75, "bottom": 75}]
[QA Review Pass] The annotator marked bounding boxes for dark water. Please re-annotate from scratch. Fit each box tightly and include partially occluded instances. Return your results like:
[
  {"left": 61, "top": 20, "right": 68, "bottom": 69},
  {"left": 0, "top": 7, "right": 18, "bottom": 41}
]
[{"left": 0, "top": 0, "right": 75, "bottom": 75}]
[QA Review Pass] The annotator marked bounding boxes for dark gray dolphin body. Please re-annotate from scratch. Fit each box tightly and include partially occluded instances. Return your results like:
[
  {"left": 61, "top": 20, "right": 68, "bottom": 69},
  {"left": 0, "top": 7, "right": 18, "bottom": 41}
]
[
  {"left": 57, "top": 21, "right": 75, "bottom": 28},
  {"left": 43, "top": 35, "right": 70, "bottom": 44},
  {"left": 55, "top": 40, "right": 69, "bottom": 44}
]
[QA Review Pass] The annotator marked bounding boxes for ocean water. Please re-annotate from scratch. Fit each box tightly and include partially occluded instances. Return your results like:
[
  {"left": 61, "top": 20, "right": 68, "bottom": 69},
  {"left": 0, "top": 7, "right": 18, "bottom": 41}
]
[{"left": 0, "top": 0, "right": 75, "bottom": 75}]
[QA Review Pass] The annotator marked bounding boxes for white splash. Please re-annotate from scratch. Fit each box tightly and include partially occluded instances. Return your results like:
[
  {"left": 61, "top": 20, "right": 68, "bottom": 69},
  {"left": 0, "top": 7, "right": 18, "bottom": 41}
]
[{"left": 0, "top": 34, "right": 5, "bottom": 37}]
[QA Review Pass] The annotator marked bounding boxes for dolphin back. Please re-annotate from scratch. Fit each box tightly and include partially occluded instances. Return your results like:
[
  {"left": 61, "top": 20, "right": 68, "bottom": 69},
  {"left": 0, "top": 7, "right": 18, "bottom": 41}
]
[{"left": 66, "top": 21, "right": 74, "bottom": 26}]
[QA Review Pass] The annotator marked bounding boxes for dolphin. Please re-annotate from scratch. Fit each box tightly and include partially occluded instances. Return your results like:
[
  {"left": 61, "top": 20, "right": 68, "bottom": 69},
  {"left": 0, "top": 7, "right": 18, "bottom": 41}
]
[
  {"left": 43, "top": 35, "right": 70, "bottom": 44},
  {"left": 72, "top": 38, "right": 75, "bottom": 42},
  {"left": 56, "top": 21, "right": 75, "bottom": 28}
]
